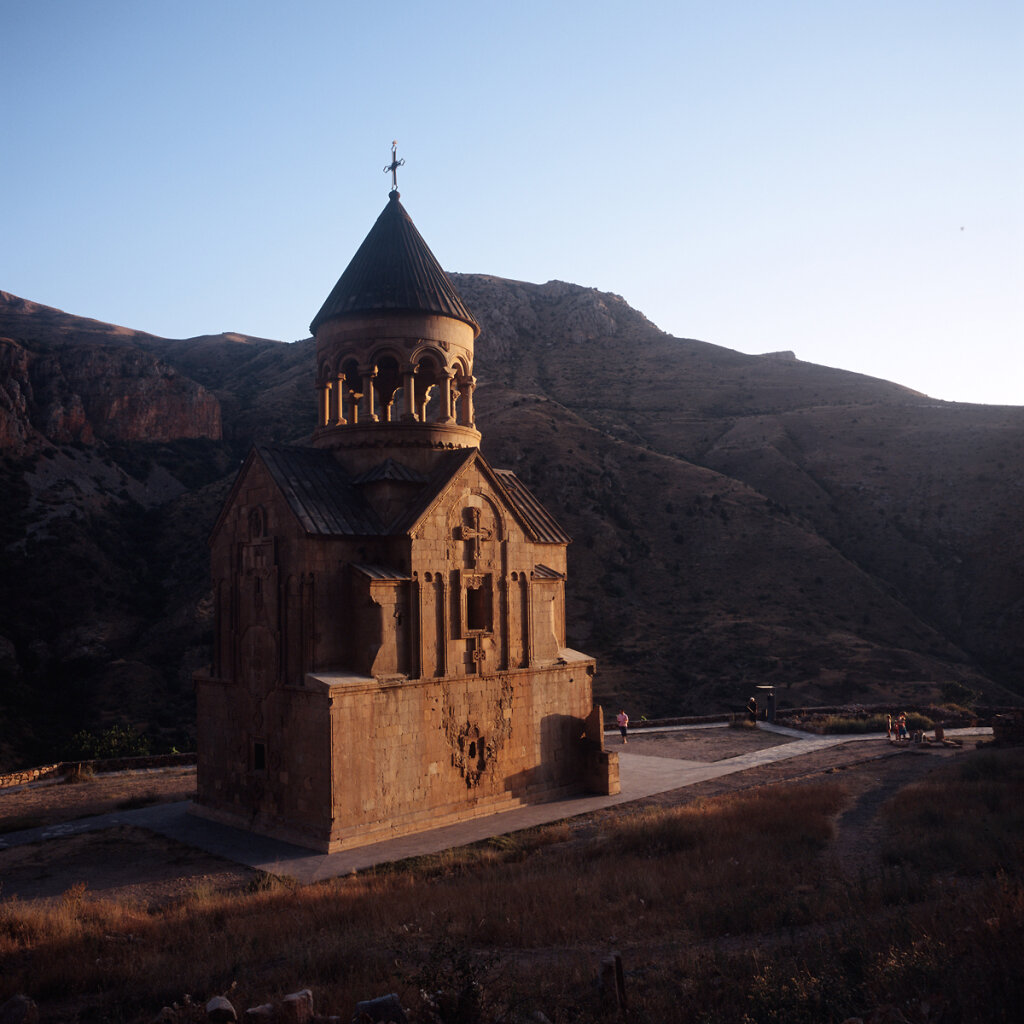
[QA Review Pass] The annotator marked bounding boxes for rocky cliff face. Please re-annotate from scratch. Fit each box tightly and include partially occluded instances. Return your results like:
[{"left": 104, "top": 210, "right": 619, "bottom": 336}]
[
  {"left": 28, "top": 345, "right": 221, "bottom": 445},
  {"left": 0, "top": 282, "right": 1021, "bottom": 770},
  {"left": 0, "top": 292, "right": 222, "bottom": 453},
  {"left": 0, "top": 338, "right": 36, "bottom": 449}
]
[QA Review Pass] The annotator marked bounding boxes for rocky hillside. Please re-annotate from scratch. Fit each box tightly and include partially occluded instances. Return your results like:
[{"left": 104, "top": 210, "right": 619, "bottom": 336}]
[
  {"left": 0, "top": 293, "right": 222, "bottom": 450},
  {"left": 0, "top": 285, "right": 1021, "bottom": 769},
  {"left": 454, "top": 275, "right": 1024, "bottom": 713}
]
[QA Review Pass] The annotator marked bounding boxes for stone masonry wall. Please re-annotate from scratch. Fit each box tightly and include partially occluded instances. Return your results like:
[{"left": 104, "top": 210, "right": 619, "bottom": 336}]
[
  {"left": 318, "top": 655, "right": 595, "bottom": 852},
  {"left": 195, "top": 657, "right": 595, "bottom": 852}
]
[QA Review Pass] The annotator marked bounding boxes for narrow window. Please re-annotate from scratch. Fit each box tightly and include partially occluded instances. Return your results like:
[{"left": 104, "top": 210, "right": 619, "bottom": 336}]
[
  {"left": 253, "top": 740, "right": 266, "bottom": 772},
  {"left": 466, "top": 581, "right": 491, "bottom": 632}
]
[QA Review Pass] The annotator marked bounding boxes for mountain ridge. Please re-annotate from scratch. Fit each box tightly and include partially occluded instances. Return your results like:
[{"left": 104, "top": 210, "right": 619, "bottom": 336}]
[{"left": 0, "top": 282, "right": 1020, "bottom": 770}]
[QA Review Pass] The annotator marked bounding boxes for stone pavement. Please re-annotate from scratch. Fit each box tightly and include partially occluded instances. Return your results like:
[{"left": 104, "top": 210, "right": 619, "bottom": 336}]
[{"left": 0, "top": 725, "right": 990, "bottom": 885}]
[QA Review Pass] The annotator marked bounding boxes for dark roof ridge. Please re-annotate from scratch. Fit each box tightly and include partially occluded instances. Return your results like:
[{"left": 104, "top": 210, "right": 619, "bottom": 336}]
[
  {"left": 352, "top": 457, "right": 427, "bottom": 485},
  {"left": 255, "top": 444, "right": 385, "bottom": 536},
  {"left": 387, "top": 448, "right": 478, "bottom": 534}
]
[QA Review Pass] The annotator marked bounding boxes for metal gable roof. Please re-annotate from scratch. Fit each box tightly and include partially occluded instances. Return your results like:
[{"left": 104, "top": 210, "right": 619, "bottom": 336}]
[
  {"left": 257, "top": 445, "right": 384, "bottom": 536},
  {"left": 532, "top": 563, "right": 565, "bottom": 580},
  {"left": 492, "top": 468, "right": 572, "bottom": 545},
  {"left": 350, "top": 563, "right": 411, "bottom": 582},
  {"left": 251, "top": 445, "right": 570, "bottom": 548}
]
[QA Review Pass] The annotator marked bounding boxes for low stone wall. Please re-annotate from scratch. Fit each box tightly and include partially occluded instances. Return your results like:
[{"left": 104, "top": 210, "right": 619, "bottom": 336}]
[
  {"left": 776, "top": 704, "right": 1015, "bottom": 727},
  {"left": 0, "top": 762, "right": 64, "bottom": 790},
  {"left": 0, "top": 752, "right": 196, "bottom": 790},
  {"left": 611, "top": 704, "right": 1019, "bottom": 736},
  {"left": 622, "top": 713, "right": 732, "bottom": 731}
]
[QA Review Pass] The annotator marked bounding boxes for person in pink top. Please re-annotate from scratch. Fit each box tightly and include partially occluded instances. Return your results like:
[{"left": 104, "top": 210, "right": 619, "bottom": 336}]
[{"left": 616, "top": 709, "right": 629, "bottom": 743}]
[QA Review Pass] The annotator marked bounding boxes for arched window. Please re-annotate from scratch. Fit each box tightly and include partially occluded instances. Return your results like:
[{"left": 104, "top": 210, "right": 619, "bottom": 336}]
[
  {"left": 373, "top": 355, "right": 402, "bottom": 422},
  {"left": 414, "top": 354, "right": 443, "bottom": 422},
  {"left": 248, "top": 506, "right": 265, "bottom": 540},
  {"left": 451, "top": 359, "right": 473, "bottom": 427},
  {"left": 341, "top": 358, "right": 361, "bottom": 422}
]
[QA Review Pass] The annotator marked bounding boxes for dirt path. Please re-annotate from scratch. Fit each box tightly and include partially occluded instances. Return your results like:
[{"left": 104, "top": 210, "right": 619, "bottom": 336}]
[
  {"left": 828, "top": 746, "right": 963, "bottom": 879},
  {"left": 0, "top": 735, "right": 979, "bottom": 908}
]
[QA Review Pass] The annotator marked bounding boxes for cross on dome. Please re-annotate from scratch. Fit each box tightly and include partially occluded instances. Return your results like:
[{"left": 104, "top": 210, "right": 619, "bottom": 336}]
[{"left": 384, "top": 140, "right": 404, "bottom": 193}]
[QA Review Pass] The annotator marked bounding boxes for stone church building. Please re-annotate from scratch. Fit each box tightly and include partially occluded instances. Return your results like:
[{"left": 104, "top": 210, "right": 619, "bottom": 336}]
[{"left": 194, "top": 181, "right": 617, "bottom": 852}]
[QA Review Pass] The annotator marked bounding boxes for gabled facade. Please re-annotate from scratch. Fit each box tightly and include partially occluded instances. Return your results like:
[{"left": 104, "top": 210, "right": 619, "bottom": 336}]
[{"left": 194, "top": 183, "right": 616, "bottom": 852}]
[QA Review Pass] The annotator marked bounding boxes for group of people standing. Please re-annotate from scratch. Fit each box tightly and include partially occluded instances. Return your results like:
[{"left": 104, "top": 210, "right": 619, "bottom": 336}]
[{"left": 888, "top": 712, "right": 909, "bottom": 742}]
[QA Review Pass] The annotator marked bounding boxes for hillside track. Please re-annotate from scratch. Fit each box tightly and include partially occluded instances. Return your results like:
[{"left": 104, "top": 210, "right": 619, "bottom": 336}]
[{"left": 0, "top": 734, "right": 980, "bottom": 907}]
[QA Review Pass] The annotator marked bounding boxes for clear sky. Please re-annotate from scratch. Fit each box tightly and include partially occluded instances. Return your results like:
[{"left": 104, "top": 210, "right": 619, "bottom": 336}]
[{"left": 3, "top": 0, "right": 1021, "bottom": 405}]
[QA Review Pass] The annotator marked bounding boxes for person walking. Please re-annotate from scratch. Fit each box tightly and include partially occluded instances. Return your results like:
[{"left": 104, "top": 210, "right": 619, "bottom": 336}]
[{"left": 616, "top": 709, "right": 629, "bottom": 744}]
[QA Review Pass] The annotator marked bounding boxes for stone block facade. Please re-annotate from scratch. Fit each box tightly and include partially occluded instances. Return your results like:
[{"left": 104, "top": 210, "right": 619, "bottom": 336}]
[
  {"left": 193, "top": 442, "right": 609, "bottom": 851},
  {"left": 198, "top": 655, "right": 594, "bottom": 851}
]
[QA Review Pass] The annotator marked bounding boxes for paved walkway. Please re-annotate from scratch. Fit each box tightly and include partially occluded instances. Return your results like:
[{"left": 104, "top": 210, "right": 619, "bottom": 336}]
[{"left": 0, "top": 725, "right": 990, "bottom": 885}]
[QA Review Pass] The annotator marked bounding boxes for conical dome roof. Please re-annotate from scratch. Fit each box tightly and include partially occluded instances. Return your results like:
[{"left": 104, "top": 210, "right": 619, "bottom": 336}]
[{"left": 310, "top": 191, "right": 479, "bottom": 336}]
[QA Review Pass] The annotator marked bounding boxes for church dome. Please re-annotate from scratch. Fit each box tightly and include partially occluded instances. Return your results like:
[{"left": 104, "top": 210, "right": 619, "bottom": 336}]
[
  {"left": 310, "top": 190, "right": 479, "bottom": 337},
  {"left": 310, "top": 179, "right": 482, "bottom": 471}
]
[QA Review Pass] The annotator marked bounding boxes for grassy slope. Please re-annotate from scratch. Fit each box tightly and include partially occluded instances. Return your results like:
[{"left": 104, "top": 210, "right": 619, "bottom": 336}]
[{"left": 1, "top": 744, "right": 1021, "bottom": 1023}]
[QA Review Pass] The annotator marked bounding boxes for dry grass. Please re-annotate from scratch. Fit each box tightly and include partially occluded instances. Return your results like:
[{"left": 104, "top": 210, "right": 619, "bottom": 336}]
[
  {"left": 1, "top": 750, "right": 1022, "bottom": 1023},
  {"left": 0, "top": 766, "right": 196, "bottom": 833},
  {"left": 881, "top": 746, "right": 1024, "bottom": 875}
]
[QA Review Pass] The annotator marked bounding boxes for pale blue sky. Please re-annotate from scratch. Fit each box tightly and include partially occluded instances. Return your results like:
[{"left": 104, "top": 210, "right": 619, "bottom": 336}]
[{"left": 3, "top": 0, "right": 1021, "bottom": 404}]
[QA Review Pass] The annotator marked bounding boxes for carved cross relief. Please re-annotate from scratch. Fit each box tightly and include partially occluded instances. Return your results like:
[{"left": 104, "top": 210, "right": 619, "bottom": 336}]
[
  {"left": 241, "top": 506, "right": 275, "bottom": 616},
  {"left": 457, "top": 507, "right": 494, "bottom": 569},
  {"left": 454, "top": 504, "right": 500, "bottom": 669},
  {"left": 242, "top": 540, "right": 274, "bottom": 611},
  {"left": 238, "top": 507, "right": 278, "bottom": 698}
]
